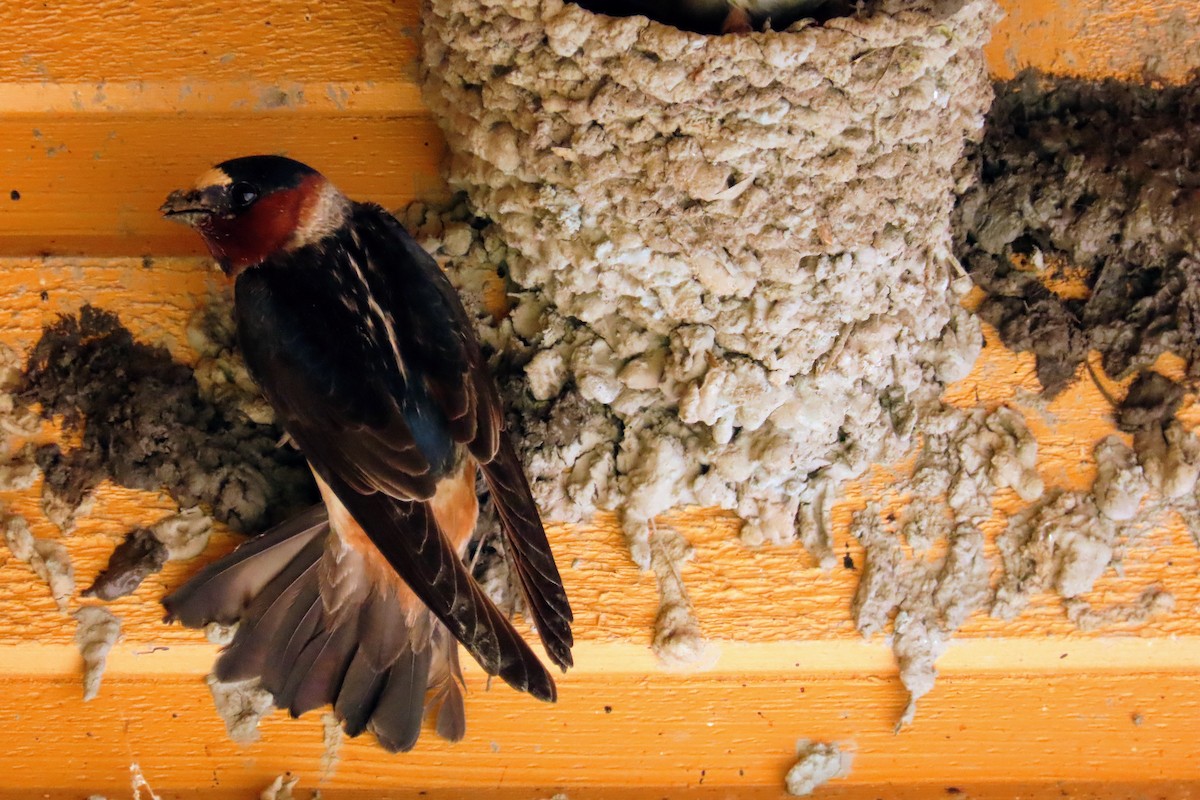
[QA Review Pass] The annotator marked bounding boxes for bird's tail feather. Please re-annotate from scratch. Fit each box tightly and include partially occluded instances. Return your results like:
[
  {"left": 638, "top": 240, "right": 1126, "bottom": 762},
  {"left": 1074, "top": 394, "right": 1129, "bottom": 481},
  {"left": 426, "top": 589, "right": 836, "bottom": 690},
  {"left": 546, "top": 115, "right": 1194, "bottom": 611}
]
[{"left": 162, "top": 505, "right": 466, "bottom": 752}]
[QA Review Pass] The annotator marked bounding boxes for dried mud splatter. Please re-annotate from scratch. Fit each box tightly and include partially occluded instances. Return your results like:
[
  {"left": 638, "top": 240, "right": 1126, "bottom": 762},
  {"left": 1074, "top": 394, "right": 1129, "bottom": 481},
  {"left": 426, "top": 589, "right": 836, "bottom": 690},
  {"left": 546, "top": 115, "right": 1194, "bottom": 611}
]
[
  {"left": 785, "top": 740, "right": 852, "bottom": 796},
  {"left": 83, "top": 527, "right": 168, "bottom": 601},
  {"left": 19, "top": 305, "right": 315, "bottom": 534},
  {"left": 3, "top": 513, "right": 74, "bottom": 611},
  {"left": 956, "top": 72, "right": 1200, "bottom": 396},
  {"left": 74, "top": 605, "right": 121, "bottom": 701}
]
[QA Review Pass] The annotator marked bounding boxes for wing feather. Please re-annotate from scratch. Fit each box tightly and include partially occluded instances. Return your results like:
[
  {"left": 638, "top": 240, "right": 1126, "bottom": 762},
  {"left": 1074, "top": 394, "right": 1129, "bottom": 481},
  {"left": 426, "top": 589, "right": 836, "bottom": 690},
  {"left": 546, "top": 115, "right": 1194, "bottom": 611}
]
[{"left": 234, "top": 202, "right": 572, "bottom": 696}]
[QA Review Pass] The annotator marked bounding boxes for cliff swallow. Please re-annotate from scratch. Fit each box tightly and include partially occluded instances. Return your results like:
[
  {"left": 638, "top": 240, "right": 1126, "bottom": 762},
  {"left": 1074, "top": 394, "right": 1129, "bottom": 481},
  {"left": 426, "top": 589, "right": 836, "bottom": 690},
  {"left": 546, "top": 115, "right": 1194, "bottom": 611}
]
[{"left": 160, "top": 156, "right": 573, "bottom": 751}]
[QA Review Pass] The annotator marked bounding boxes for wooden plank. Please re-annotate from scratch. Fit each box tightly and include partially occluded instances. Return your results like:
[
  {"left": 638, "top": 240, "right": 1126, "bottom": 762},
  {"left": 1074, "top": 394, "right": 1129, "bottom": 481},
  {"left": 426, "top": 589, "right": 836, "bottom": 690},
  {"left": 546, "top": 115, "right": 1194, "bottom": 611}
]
[
  {"left": 0, "top": 0, "right": 422, "bottom": 85},
  {"left": 986, "top": 0, "right": 1200, "bottom": 82},
  {"left": 1, "top": 662, "right": 1198, "bottom": 798},
  {"left": 0, "top": 117, "right": 447, "bottom": 257},
  {"left": 3, "top": 0, "right": 1197, "bottom": 90}
]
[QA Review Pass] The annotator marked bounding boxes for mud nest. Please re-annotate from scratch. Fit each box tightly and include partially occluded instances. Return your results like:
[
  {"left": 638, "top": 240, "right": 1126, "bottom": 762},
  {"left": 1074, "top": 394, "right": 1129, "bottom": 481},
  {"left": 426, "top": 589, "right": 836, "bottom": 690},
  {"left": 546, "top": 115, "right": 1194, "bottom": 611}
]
[{"left": 421, "top": 0, "right": 999, "bottom": 565}]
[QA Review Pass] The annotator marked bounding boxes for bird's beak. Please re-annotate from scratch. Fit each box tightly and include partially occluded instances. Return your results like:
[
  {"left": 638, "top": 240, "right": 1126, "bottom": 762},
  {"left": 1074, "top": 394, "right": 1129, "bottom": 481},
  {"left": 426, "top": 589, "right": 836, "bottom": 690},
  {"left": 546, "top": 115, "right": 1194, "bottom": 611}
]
[{"left": 160, "top": 188, "right": 215, "bottom": 228}]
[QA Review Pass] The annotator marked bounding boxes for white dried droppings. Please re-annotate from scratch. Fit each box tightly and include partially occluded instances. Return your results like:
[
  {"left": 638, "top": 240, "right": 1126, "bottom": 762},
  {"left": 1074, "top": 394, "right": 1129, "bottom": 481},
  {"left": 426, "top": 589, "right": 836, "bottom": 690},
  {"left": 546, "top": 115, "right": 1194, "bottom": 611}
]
[
  {"left": 74, "top": 605, "right": 121, "bottom": 701},
  {"left": 1092, "top": 436, "right": 1150, "bottom": 521},
  {"left": 129, "top": 764, "right": 162, "bottom": 800},
  {"left": 205, "top": 674, "right": 275, "bottom": 744},
  {"left": 320, "top": 711, "right": 343, "bottom": 778},
  {"left": 649, "top": 524, "right": 718, "bottom": 670},
  {"left": 260, "top": 773, "right": 299, "bottom": 800},
  {"left": 204, "top": 621, "right": 239, "bottom": 646},
  {"left": 150, "top": 506, "right": 213, "bottom": 561},
  {"left": 4, "top": 514, "right": 74, "bottom": 612},
  {"left": 785, "top": 740, "right": 852, "bottom": 796}
]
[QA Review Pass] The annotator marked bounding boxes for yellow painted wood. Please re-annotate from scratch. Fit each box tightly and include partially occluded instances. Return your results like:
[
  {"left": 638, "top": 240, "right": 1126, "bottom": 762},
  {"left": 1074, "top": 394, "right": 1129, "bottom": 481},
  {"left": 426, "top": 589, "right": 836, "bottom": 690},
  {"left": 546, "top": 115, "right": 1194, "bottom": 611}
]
[
  {"left": 3, "top": 663, "right": 1199, "bottom": 798},
  {"left": 0, "top": 117, "right": 446, "bottom": 257},
  {"left": 2, "top": 1, "right": 1200, "bottom": 796},
  {"left": 987, "top": 0, "right": 1200, "bottom": 82},
  {"left": 0, "top": 0, "right": 423, "bottom": 84}
]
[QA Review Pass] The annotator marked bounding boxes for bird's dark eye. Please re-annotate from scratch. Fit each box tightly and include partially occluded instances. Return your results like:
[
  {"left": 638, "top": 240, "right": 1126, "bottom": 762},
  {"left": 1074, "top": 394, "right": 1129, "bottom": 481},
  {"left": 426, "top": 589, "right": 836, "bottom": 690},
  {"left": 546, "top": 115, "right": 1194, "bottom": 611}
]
[{"left": 230, "top": 182, "right": 259, "bottom": 211}]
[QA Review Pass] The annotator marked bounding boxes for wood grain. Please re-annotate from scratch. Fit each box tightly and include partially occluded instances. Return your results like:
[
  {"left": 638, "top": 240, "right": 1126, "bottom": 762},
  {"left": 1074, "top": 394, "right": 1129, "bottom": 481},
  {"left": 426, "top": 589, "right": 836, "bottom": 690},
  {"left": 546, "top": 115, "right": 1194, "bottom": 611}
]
[
  {"left": 2, "top": 665, "right": 1198, "bottom": 798},
  {"left": 0, "top": 0, "right": 422, "bottom": 84},
  {"left": 986, "top": 0, "right": 1200, "bottom": 82}
]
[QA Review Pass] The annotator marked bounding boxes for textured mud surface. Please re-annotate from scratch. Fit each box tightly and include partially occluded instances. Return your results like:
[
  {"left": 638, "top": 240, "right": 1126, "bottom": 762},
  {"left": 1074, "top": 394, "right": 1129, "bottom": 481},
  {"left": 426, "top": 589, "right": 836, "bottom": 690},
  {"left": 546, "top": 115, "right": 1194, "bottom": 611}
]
[
  {"left": 19, "top": 305, "right": 315, "bottom": 534},
  {"left": 956, "top": 72, "right": 1200, "bottom": 396},
  {"left": 785, "top": 740, "right": 852, "bottom": 796},
  {"left": 422, "top": 0, "right": 998, "bottom": 576},
  {"left": 83, "top": 528, "right": 169, "bottom": 601}
]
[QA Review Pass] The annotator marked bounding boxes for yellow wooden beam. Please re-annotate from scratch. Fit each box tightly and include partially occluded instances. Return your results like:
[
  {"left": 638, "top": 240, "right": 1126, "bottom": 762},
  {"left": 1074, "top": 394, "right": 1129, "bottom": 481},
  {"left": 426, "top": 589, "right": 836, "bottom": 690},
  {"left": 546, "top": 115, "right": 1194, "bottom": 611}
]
[{"left": 3, "top": 655, "right": 1200, "bottom": 799}]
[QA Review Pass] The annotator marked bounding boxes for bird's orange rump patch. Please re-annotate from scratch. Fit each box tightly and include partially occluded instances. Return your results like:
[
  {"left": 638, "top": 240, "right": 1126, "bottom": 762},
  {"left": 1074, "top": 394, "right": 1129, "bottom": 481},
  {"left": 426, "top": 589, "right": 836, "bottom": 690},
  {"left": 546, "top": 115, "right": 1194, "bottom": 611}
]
[
  {"left": 314, "top": 457, "right": 480, "bottom": 616},
  {"left": 429, "top": 456, "right": 480, "bottom": 558}
]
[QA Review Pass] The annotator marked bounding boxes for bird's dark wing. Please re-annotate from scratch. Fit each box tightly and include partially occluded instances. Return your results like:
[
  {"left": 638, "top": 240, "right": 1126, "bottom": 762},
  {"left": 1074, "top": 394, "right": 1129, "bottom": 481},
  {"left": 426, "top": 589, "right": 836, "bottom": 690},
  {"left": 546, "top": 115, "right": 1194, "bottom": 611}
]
[
  {"left": 234, "top": 202, "right": 572, "bottom": 682},
  {"left": 359, "top": 208, "right": 575, "bottom": 672},
  {"left": 481, "top": 436, "right": 574, "bottom": 670}
]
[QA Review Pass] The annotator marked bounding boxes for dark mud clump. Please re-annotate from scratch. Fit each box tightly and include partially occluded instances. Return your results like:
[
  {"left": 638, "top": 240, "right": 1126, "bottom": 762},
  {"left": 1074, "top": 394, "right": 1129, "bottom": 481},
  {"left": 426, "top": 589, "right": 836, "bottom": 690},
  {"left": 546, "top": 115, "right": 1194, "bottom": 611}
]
[
  {"left": 1117, "top": 370, "right": 1187, "bottom": 433},
  {"left": 955, "top": 71, "right": 1200, "bottom": 396},
  {"left": 83, "top": 527, "right": 168, "bottom": 600},
  {"left": 19, "top": 305, "right": 316, "bottom": 533}
]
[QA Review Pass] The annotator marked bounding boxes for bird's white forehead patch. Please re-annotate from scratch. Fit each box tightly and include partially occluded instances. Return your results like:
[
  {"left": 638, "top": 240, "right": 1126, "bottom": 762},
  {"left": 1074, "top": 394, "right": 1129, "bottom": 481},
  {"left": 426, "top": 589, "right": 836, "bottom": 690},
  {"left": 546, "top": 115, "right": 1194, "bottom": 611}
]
[{"left": 194, "top": 167, "right": 232, "bottom": 190}]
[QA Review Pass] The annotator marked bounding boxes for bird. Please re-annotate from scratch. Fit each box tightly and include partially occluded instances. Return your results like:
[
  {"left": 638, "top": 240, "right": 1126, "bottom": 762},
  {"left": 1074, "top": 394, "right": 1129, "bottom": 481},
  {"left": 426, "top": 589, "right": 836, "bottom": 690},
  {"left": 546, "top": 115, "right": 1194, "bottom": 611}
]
[{"left": 159, "top": 155, "right": 574, "bottom": 752}]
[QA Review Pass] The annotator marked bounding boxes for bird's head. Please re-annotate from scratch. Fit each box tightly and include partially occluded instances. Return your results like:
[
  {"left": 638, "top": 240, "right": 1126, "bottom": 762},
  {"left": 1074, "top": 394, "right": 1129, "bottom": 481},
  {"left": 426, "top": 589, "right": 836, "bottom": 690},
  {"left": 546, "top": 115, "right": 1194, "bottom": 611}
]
[{"left": 161, "top": 155, "right": 349, "bottom": 276}]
